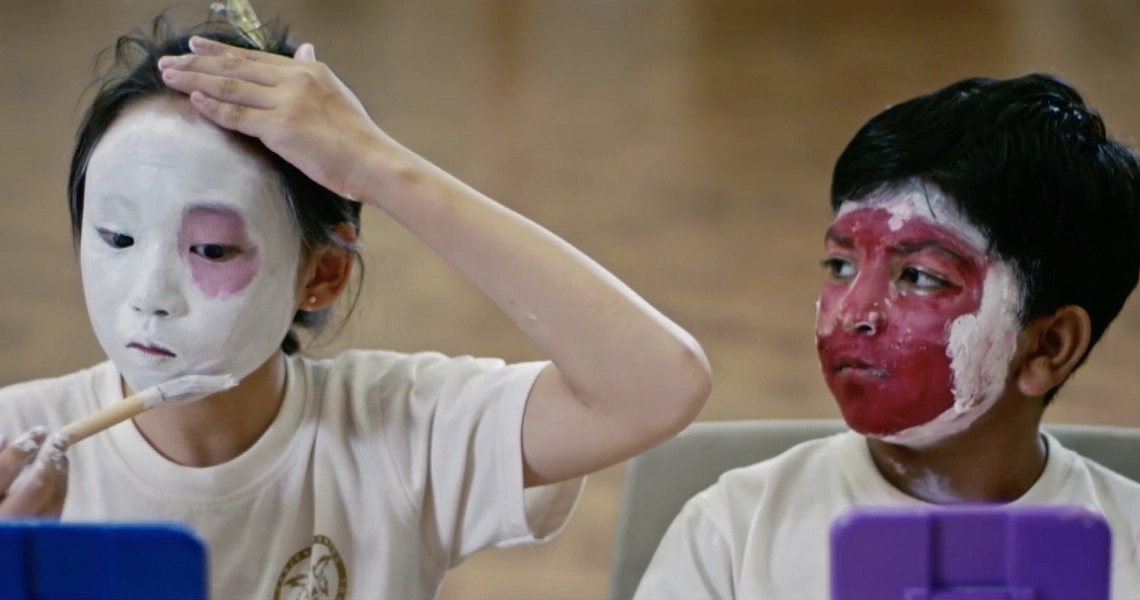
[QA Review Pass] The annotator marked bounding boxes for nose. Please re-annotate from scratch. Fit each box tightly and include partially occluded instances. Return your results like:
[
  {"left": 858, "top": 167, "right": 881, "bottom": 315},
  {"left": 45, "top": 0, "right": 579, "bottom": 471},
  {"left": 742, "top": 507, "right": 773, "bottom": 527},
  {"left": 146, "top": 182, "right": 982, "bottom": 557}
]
[
  {"left": 127, "top": 252, "right": 189, "bottom": 319},
  {"left": 838, "top": 272, "right": 888, "bottom": 336}
]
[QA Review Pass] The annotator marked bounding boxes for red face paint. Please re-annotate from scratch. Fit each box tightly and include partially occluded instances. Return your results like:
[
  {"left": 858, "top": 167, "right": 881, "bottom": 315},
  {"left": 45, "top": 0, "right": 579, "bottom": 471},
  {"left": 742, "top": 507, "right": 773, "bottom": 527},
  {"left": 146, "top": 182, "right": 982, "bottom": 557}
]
[
  {"left": 816, "top": 205, "right": 990, "bottom": 436},
  {"left": 178, "top": 206, "right": 260, "bottom": 299}
]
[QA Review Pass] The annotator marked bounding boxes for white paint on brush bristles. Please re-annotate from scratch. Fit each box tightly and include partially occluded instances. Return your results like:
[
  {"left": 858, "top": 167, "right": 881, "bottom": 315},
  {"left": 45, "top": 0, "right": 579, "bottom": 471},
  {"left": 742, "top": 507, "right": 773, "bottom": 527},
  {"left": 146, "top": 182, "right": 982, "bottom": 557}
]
[{"left": 139, "top": 373, "right": 240, "bottom": 409}]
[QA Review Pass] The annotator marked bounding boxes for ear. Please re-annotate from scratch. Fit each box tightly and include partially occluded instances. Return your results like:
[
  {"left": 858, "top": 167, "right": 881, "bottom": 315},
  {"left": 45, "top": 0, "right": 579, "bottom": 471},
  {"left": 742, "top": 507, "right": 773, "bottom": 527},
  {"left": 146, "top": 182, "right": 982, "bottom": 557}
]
[
  {"left": 296, "top": 223, "right": 357, "bottom": 312},
  {"left": 1014, "top": 305, "right": 1092, "bottom": 398}
]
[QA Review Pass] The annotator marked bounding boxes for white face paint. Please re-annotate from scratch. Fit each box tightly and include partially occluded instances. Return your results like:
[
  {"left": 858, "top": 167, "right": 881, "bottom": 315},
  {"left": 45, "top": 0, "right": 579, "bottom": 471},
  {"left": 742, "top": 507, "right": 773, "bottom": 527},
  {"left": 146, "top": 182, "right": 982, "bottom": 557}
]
[
  {"left": 834, "top": 181, "right": 990, "bottom": 250},
  {"left": 881, "top": 262, "right": 1022, "bottom": 447},
  {"left": 880, "top": 452, "right": 961, "bottom": 502},
  {"left": 80, "top": 100, "right": 302, "bottom": 393}
]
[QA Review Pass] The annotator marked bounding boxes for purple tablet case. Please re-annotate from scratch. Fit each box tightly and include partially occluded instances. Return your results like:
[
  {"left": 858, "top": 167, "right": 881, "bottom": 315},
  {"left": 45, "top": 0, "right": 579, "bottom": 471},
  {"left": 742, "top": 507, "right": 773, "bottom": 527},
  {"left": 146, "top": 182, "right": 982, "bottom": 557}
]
[{"left": 830, "top": 505, "right": 1111, "bottom": 600}]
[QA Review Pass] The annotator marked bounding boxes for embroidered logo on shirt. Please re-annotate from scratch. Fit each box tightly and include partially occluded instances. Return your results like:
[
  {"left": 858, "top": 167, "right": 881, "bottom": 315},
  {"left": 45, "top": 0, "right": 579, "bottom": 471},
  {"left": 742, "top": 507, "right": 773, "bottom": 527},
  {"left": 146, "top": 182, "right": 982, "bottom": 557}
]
[{"left": 273, "top": 535, "right": 347, "bottom": 600}]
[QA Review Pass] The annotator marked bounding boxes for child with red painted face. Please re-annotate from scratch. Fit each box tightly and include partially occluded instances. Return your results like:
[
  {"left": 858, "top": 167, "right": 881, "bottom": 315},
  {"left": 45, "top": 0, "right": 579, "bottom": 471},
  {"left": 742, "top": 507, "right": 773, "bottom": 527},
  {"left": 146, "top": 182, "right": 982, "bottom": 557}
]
[{"left": 635, "top": 74, "right": 1140, "bottom": 599}]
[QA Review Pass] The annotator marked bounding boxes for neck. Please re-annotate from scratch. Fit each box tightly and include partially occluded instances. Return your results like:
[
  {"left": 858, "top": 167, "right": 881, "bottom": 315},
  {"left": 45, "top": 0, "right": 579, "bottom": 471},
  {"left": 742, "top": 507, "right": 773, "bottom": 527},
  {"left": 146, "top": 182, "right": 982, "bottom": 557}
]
[
  {"left": 865, "top": 396, "right": 1047, "bottom": 504},
  {"left": 126, "top": 352, "right": 288, "bottom": 467}
]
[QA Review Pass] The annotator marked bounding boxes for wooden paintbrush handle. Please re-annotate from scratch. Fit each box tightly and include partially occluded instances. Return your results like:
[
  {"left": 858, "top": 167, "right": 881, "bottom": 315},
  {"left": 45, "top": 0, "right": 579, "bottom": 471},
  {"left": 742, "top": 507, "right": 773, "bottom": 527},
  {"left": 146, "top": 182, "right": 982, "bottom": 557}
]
[{"left": 61, "top": 395, "right": 147, "bottom": 444}]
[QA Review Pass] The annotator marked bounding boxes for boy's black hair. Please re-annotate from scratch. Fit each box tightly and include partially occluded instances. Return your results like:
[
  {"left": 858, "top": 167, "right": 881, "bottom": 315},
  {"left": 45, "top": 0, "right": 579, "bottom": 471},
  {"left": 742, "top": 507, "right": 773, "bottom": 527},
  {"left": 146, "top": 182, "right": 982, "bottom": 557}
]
[{"left": 832, "top": 74, "right": 1140, "bottom": 403}]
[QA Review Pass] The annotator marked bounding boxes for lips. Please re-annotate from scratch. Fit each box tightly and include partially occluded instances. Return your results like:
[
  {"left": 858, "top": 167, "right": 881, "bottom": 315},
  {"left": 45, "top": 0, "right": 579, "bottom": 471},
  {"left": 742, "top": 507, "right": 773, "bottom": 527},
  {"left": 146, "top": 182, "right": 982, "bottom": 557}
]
[
  {"left": 818, "top": 333, "right": 891, "bottom": 379},
  {"left": 128, "top": 341, "right": 176, "bottom": 358},
  {"left": 830, "top": 356, "right": 890, "bottom": 379}
]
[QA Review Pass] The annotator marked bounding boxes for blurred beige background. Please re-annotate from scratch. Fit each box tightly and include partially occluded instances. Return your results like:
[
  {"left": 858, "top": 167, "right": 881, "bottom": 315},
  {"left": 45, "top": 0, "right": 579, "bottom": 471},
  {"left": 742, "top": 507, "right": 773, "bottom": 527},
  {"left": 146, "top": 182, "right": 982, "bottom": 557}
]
[{"left": 2, "top": 1, "right": 1139, "bottom": 598}]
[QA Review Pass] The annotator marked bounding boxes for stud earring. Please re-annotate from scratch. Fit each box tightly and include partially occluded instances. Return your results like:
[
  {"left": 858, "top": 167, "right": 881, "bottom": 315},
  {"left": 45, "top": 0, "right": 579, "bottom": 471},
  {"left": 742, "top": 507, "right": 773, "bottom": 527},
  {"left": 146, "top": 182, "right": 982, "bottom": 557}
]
[{"left": 308, "top": 295, "right": 317, "bottom": 306}]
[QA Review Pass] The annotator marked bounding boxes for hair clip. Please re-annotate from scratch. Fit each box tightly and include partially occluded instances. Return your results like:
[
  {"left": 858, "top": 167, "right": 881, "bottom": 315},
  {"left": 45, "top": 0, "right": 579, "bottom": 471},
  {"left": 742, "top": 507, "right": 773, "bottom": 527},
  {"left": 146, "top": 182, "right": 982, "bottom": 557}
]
[{"left": 209, "top": 0, "right": 269, "bottom": 51}]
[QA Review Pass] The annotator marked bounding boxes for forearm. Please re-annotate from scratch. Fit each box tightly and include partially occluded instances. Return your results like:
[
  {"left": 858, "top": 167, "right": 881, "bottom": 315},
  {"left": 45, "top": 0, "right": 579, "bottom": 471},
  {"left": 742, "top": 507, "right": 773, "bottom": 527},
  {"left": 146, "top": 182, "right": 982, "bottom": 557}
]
[{"left": 352, "top": 141, "right": 710, "bottom": 424}]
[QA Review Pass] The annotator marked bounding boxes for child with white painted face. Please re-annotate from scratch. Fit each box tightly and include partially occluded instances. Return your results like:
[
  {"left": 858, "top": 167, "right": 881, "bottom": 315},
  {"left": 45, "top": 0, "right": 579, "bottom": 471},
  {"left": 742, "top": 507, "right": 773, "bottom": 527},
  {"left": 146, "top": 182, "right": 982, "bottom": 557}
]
[
  {"left": 0, "top": 16, "right": 711, "bottom": 600},
  {"left": 636, "top": 74, "right": 1140, "bottom": 599}
]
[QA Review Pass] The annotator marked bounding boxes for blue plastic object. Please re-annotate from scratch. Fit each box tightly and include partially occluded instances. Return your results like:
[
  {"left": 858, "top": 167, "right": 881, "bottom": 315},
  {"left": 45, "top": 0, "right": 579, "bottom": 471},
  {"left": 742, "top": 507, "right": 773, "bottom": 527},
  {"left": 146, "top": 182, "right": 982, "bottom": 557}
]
[
  {"left": 0, "top": 521, "right": 207, "bottom": 600},
  {"left": 831, "top": 505, "right": 1112, "bottom": 600}
]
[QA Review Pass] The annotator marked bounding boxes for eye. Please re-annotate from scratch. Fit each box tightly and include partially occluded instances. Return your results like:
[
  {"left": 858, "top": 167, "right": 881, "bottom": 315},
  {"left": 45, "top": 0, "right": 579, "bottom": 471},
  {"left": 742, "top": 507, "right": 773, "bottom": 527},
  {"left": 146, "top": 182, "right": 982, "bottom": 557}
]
[
  {"left": 821, "top": 258, "right": 857, "bottom": 280},
  {"left": 96, "top": 228, "right": 135, "bottom": 249},
  {"left": 900, "top": 266, "right": 950, "bottom": 291},
  {"left": 190, "top": 244, "right": 241, "bottom": 262}
]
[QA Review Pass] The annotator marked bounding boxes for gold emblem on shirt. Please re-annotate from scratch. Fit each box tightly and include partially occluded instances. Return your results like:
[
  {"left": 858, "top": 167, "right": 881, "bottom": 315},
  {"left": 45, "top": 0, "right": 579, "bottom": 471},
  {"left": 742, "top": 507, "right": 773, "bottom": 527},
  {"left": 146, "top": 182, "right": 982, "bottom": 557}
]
[{"left": 273, "top": 535, "right": 347, "bottom": 600}]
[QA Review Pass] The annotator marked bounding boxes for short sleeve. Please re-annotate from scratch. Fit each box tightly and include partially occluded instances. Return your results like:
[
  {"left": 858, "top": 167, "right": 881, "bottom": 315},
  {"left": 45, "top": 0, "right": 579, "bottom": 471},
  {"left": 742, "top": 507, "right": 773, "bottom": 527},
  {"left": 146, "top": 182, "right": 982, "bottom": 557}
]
[
  {"left": 370, "top": 352, "right": 585, "bottom": 568},
  {"left": 634, "top": 499, "right": 736, "bottom": 600}
]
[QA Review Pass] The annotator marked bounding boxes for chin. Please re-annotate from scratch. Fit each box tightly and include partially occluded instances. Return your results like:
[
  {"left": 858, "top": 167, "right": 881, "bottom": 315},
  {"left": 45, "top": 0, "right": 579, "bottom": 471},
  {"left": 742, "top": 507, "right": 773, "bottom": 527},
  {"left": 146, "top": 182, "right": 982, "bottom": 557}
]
[
  {"left": 831, "top": 389, "right": 908, "bottom": 434},
  {"left": 834, "top": 396, "right": 959, "bottom": 445},
  {"left": 109, "top": 352, "right": 187, "bottom": 393},
  {"left": 117, "top": 368, "right": 172, "bottom": 395},
  {"left": 842, "top": 414, "right": 911, "bottom": 439},
  {"left": 872, "top": 408, "right": 978, "bottom": 449}
]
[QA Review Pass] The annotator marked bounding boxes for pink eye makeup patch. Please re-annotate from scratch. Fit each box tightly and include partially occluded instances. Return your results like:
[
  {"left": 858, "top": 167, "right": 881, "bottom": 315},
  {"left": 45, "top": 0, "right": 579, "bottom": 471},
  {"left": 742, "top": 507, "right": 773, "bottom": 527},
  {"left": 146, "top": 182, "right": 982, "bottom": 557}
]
[{"left": 178, "top": 205, "right": 260, "bottom": 299}]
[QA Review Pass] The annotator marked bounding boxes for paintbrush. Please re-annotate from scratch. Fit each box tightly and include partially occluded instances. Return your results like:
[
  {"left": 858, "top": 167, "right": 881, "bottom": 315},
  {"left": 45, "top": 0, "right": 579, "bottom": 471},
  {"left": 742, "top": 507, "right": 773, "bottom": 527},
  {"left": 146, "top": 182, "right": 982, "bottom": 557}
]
[{"left": 61, "top": 373, "right": 239, "bottom": 444}]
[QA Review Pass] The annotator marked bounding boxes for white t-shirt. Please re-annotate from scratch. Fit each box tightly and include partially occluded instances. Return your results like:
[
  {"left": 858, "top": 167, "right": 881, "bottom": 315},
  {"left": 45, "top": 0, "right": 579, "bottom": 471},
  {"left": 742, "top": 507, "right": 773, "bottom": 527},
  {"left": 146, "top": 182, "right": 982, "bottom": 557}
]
[
  {"left": 0, "top": 350, "right": 585, "bottom": 600},
  {"left": 635, "top": 431, "right": 1140, "bottom": 600}
]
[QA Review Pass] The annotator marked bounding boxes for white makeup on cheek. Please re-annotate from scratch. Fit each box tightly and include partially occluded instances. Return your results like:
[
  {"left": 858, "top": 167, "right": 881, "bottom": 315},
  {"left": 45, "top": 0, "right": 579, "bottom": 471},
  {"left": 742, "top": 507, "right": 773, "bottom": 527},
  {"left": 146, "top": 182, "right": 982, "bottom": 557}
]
[
  {"left": 81, "top": 102, "right": 302, "bottom": 392},
  {"left": 946, "top": 262, "right": 1021, "bottom": 410},
  {"left": 879, "top": 261, "right": 1021, "bottom": 448},
  {"left": 814, "top": 298, "right": 833, "bottom": 338}
]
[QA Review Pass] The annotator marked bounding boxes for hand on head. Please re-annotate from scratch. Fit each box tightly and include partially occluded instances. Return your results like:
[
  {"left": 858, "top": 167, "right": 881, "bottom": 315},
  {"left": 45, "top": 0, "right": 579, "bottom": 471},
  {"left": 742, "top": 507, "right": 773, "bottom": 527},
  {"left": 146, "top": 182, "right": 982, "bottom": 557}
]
[
  {"left": 157, "top": 36, "right": 386, "bottom": 204},
  {"left": 0, "top": 427, "right": 69, "bottom": 518}
]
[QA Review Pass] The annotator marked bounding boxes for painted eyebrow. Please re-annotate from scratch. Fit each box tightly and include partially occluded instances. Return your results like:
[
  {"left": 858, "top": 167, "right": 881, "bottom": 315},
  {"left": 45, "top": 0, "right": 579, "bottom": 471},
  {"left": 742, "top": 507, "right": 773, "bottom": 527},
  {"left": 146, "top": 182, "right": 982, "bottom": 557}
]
[
  {"left": 825, "top": 228, "right": 971, "bottom": 265},
  {"left": 180, "top": 202, "right": 254, "bottom": 230},
  {"left": 87, "top": 193, "right": 140, "bottom": 212},
  {"left": 90, "top": 197, "right": 244, "bottom": 218},
  {"left": 183, "top": 201, "right": 247, "bottom": 215},
  {"left": 823, "top": 227, "right": 853, "bottom": 248},
  {"left": 890, "top": 240, "right": 970, "bottom": 265}
]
